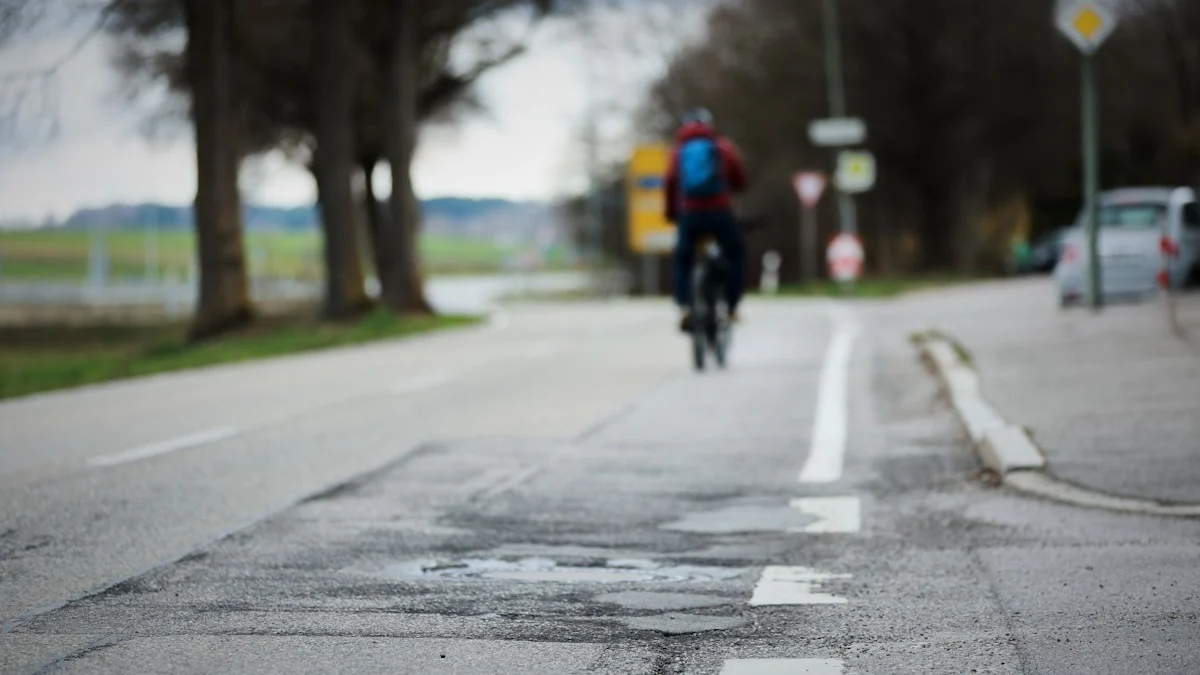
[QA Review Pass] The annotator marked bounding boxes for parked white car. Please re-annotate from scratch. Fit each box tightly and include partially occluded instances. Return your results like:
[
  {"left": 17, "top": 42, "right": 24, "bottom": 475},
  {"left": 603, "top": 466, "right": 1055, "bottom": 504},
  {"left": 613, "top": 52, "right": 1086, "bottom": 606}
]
[{"left": 1055, "top": 186, "right": 1200, "bottom": 306}]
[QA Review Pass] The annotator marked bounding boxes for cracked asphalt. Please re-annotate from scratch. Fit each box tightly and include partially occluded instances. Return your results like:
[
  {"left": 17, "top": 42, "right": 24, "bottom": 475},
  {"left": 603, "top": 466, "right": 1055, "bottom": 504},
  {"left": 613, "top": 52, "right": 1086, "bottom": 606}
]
[{"left": 2, "top": 294, "right": 1198, "bottom": 674}]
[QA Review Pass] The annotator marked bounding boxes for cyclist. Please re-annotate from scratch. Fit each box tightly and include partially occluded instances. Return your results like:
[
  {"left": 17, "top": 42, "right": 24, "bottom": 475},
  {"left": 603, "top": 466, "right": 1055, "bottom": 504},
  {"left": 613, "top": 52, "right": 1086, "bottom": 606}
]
[{"left": 664, "top": 108, "right": 748, "bottom": 332}]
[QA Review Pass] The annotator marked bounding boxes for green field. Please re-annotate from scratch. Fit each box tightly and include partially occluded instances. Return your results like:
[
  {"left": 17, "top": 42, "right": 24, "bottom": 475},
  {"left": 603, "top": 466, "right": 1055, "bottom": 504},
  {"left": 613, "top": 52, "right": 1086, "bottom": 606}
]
[
  {"left": 0, "top": 309, "right": 481, "bottom": 400},
  {"left": 0, "top": 228, "right": 564, "bottom": 281}
]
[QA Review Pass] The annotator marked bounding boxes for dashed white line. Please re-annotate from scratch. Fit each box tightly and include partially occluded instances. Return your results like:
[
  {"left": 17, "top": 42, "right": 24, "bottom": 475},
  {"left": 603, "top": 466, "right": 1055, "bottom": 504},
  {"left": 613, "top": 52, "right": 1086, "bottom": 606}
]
[
  {"left": 388, "top": 371, "right": 454, "bottom": 395},
  {"left": 749, "top": 566, "right": 851, "bottom": 606},
  {"left": 788, "top": 496, "right": 861, "bottom": 534},
  {"left": 88, "top": 426, "right": 242, "bottom": 468},
  {"left": 720, "top": 659, "right": 844, "bottom": 674},
  {"left": 473, "top": 465, "right": 544, "bottom": 500},
  {"left": 799, "top": 308, "right": 861, "bottom": 484}
]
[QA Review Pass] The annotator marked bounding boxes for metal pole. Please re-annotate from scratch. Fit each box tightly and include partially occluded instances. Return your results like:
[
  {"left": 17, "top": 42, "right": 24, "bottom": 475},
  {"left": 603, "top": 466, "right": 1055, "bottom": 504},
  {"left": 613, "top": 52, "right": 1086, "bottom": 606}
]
[
  {"left": 821, "top": 0, "right": 847, "bottom": 118},
  {"left": 1082, "top": 53, "right": 1102, "bottom": 311},
  {"left": 801, "top": 205, "right": 818, "bottom": 283},
  {"left": 821, "top": 0, "right": 856, "bottom": 237}
]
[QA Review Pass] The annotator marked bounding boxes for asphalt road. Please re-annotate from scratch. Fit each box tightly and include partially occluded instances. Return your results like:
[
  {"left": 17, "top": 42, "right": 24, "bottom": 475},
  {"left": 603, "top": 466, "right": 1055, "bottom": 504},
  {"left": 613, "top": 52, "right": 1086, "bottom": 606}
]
[{"left": 2, "top": 294, "right": 1198, "bottom": 674}]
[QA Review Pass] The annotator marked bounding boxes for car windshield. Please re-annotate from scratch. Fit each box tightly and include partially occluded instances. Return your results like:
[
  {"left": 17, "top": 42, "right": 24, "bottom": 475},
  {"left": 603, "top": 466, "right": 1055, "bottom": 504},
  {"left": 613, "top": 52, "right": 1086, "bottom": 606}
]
[{"left": 1079, "top": 203, "right": 1167, "bottom": 230}]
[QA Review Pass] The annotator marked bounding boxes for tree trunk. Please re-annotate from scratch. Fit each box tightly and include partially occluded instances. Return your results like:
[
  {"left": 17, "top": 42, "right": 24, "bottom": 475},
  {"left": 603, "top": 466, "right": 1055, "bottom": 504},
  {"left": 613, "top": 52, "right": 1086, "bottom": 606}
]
[
  {"left": 183, "top": 0, "right": 253, "bottom": 340},
  {"left": 313, "top": 0, "right": 371, "bottom": 319},
  {"left": 382, "top": 0, "right": 433, "bottom": 315},
  {"left": 360, "top": 155, "right": 393, "bottom": 294}
]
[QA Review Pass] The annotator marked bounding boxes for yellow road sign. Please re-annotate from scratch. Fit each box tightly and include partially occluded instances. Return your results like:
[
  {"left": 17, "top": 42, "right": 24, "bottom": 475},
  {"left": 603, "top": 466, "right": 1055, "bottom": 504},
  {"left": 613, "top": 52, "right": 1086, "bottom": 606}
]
[
  {"left": 1056, "top": 1, "right": 1117, "bottom": 54},
  {"left": 626, "top": 144, "right": 676, "bottom": 254}
]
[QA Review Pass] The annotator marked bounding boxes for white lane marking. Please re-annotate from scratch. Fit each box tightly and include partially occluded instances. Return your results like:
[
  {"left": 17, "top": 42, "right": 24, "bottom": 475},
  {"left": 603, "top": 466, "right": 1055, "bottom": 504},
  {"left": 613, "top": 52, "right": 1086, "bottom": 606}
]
[
  {"left": 749, "top": 566, "right": 851, "bottom": 606},
  {"left": 788, "top": 496, "right": 861, "bottom": 534},
  {"left": 481, "top": 465, "right": 543, "bottom": 499},
  {"left": 473, "top": 465, "right": 545, "bottom": 500},
  {"left": 388, "top": 371, "right": 454, "bottom": 395},
  {"left": 524, "top": 341, "right": 558, "bottom": 359},
  {"left": 799, "top": 308, "right": 861, "bottom": 484},
  {"left": 88, "top": 426, "right": 242, "bottom": 468},
  {"left": 720, "top": 659, "right": 844, "bottom": 675}
]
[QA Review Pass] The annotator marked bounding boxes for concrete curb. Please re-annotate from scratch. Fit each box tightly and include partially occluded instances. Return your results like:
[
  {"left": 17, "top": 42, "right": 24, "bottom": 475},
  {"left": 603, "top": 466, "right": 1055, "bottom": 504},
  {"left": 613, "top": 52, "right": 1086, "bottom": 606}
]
[
  {"left": 917, "top": 332, "right": 1200, "bottom": 517},
  {"left": 920, "top": 338, "right": 1045, "bottom": 474}
]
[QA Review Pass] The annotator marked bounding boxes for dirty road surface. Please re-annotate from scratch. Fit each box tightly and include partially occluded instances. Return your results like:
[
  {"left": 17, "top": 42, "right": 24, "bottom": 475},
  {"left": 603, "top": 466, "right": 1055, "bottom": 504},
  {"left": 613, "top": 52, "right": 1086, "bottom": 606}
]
[{"left": 3, "top": 297, "right": 1198, "bottom": 674}]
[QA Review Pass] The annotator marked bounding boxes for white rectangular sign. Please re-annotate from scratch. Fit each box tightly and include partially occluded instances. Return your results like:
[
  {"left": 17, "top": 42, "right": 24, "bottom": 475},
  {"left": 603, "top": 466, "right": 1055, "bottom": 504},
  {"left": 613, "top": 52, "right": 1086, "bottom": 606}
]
[{"left": 808, "top": 118, "right": 866, "bottom": 148}]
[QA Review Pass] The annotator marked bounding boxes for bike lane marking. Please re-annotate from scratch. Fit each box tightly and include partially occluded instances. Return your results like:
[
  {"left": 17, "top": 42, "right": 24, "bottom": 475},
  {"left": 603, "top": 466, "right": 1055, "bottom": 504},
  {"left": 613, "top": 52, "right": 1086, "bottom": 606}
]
[{"left": 798, "top": 307, "right": 860, "bottom": 484}]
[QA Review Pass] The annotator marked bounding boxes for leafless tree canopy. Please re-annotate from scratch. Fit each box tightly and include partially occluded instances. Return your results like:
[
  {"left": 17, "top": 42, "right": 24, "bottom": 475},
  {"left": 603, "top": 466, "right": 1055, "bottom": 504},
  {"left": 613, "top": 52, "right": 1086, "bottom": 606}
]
[{"left": 636, "top": 0, "right": 1200, "bottom": 277}]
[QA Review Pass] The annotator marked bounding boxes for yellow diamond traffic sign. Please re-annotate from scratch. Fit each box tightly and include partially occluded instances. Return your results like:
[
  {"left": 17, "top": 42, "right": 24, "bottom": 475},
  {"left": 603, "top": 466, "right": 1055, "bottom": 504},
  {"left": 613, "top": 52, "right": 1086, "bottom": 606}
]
[
  {"left": 1072, "top": 6, "right": 1103, "bottom": 40},
  {"left": 1057, "top": 1, "right": 1117, "bottom": 54}
]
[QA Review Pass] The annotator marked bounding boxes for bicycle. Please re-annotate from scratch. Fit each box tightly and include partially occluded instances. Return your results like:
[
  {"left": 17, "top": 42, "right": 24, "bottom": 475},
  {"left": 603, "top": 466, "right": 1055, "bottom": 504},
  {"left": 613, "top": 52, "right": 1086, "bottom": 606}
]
[
  {"left": 680, "top": 214, "right": 761, "bottom": 372},
  {"left": 690, "top": 235, "right": 732, "bottom": 372}
]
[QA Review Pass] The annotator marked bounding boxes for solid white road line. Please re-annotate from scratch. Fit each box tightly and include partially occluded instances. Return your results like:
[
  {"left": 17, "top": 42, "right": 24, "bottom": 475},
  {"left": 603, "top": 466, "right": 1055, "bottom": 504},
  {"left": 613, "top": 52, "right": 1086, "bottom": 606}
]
[
  {"left": 720, "top": 659, "right": 845, "bottom": 675},
  {"left": 798, "top": 308, "right": 860, "bottom": 484},
  {"left": 788, "top": 496, "right": 861, "bottom": 534},
  {"left": 88, "top": 426, "right": 242, "bottom": 468},
  {"left": 388, "top": 372, "right": 454, "bottom": 395},
  {"left": 749, "top": 566, "right": 851, "bottom": 606}
]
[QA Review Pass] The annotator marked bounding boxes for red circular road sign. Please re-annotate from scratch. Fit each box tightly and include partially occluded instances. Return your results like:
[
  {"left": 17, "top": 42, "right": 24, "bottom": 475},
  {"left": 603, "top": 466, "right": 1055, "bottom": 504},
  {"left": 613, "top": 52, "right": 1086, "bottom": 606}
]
[{"left": 826, "top": 233, "right": 864, "bottom": 282}]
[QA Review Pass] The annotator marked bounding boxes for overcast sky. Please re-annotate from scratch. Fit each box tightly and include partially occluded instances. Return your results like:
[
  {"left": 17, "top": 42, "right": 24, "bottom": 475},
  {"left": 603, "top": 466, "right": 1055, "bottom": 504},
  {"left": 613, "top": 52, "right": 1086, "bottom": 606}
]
[{"left": 0, "top": 3, "right": 710, "bottom": 221}]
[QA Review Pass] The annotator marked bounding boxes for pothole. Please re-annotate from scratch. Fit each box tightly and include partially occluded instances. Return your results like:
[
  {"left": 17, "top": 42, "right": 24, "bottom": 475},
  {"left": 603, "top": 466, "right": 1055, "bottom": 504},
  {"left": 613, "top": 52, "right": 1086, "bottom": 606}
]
[{"left": 367, "top": 557, "right": 747, "bottom": 583}]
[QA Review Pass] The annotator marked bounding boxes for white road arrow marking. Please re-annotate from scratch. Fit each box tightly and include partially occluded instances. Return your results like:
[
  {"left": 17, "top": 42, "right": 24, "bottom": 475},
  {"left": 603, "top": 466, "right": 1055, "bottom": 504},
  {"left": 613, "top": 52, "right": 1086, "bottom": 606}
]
[
  {"left": 750, "top": 566, "right": 851, "bottom": 606},
  {"left": 788, "top": 496, "right": 861, "bottom": 533}
]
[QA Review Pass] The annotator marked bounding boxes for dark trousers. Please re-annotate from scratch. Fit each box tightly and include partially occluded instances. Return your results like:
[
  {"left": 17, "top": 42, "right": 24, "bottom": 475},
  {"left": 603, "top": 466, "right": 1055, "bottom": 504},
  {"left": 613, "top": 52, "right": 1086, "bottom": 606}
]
[{"left": 673, "top": 209, "right": 745, "bottom": 311}]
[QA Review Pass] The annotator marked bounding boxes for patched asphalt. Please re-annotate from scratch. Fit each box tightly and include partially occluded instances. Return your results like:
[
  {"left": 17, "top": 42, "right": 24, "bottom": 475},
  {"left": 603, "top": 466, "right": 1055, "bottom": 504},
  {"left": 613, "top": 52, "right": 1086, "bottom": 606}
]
[{"left": 3, "top": 298, "right": 1199, "bottom": 674}]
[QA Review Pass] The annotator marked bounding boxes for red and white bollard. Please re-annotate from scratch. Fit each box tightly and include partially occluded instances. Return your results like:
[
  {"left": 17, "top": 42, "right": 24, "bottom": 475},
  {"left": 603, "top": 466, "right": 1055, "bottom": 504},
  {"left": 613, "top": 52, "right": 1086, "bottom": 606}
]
[{"left": 1160, "top": 234, "right": 1185, "bottom": 338}]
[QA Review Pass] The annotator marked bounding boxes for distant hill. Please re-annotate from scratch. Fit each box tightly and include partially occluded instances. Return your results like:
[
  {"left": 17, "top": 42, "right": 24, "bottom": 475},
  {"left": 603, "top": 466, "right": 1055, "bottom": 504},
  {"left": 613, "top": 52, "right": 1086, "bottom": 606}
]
[{"left": 55, "top": 198, "right": 557, "bottom": 239}]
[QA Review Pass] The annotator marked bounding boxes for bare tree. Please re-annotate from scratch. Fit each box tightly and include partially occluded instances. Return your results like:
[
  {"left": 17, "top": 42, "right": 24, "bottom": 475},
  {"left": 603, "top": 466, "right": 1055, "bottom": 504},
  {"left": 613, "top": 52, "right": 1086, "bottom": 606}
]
[
  {"left": 182, "top": 0, "right": 253, "bottom": 338},
  {"left": 313, "top": 0, "right": 371, "bottom": 317}
]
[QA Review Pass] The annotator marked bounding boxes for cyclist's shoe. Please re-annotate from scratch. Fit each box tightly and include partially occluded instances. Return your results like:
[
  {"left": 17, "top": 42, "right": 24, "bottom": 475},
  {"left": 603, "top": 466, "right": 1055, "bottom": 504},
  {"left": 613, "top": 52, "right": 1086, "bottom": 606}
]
[{"left": 678, "top": 310, "right": 694, "bottom": 333}]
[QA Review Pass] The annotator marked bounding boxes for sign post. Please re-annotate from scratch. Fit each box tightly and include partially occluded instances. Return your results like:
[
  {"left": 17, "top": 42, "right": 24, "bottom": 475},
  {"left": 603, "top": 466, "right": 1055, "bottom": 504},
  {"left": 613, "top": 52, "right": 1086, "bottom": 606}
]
[
  {"left": 626, "top": 144, "right": 674, "bottom": 296},
  {"left": 1057, "top": 0, "right": 1117, "bottom": 311},
  {"left": 793, "top": 172, "right": 828, "bottom": 284}
]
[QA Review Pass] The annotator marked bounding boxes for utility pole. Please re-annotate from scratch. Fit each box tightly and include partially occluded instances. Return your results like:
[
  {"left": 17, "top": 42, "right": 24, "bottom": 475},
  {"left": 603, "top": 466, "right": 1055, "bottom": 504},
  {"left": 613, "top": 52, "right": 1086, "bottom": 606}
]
[{"left": 821, "top": 0, "right": 856, "bottom": 236}]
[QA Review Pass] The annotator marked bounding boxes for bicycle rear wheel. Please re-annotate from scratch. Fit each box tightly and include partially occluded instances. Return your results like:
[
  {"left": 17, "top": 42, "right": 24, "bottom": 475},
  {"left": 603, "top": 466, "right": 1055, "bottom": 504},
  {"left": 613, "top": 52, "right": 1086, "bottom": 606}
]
[{"left": 712, "top": 320, "right": 728, "bottom": 369}]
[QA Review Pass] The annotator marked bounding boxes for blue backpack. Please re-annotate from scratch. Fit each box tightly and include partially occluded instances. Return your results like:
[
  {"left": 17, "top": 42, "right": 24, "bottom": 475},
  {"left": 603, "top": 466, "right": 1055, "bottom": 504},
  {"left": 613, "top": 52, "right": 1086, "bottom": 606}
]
[{"left": 678, "top": 137, "right": 724, "bottom": 199}]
